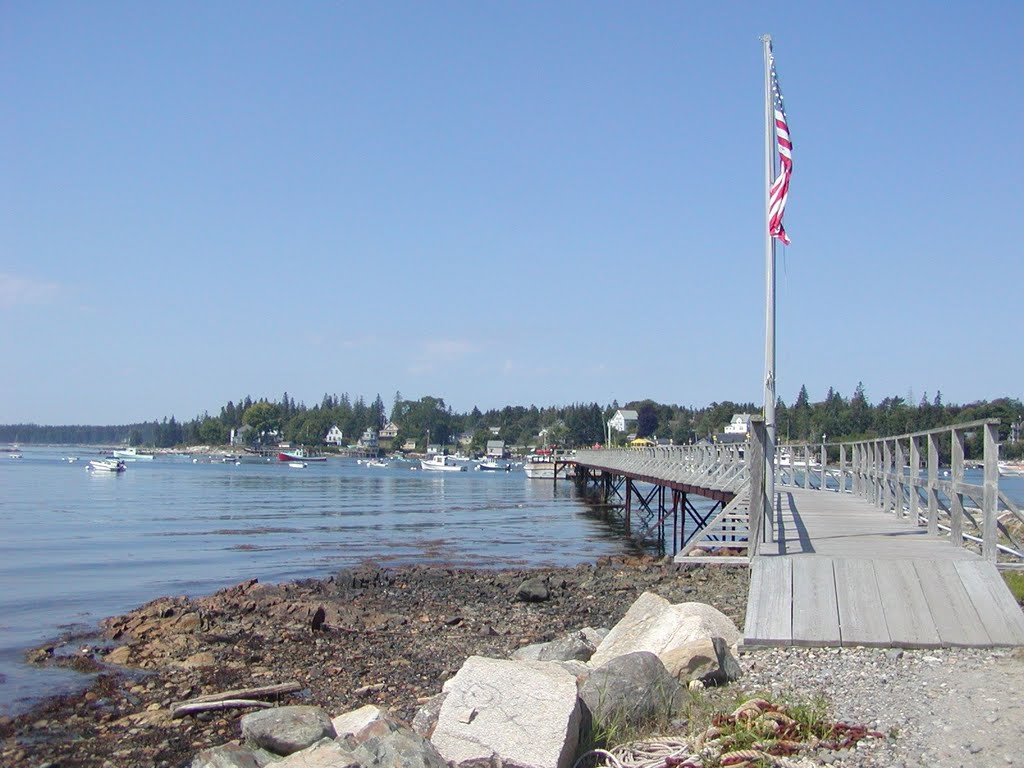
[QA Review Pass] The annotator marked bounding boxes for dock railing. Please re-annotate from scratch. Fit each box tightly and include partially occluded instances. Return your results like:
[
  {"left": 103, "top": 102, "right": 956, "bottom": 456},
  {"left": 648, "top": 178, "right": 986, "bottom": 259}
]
[{"left": 775, "top": 419, "right": 1024, "bottom": 565}]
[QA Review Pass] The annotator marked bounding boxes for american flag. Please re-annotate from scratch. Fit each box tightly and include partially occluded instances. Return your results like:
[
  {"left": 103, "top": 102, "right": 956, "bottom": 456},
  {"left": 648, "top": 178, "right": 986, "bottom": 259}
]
[{"left": 768, "top": 43, "right": 792, "bottom": 245}]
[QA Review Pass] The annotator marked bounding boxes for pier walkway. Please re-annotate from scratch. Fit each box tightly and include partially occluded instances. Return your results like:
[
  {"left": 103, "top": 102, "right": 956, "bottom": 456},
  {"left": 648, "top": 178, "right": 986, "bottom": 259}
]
[
  {"left": 745, "top": 486, "right": 1024, "bottom": 647},
  {"left": 572, "top": 418, "right": 1024, "bottom": 649}
]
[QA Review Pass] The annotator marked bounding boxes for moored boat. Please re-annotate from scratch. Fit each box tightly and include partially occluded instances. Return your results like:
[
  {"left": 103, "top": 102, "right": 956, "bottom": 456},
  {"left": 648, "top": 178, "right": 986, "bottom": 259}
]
[
  {"left": 477, "top": 459, "right": 511, "bottom": 472},
  {"left": 288, "top": 461, "right": 308, "bottom": 468},
  {"left": 111, "top": 447, "right": 154, "bottom": 461},
  {"left": 999, "top": 461, "right": 1024, "bottom": 477},
  {"left": 420, "top": 455, "right": 467, "bottom": 472},
  {"left": 88, "top": 459, "right": 126, "bottom": 473},
  {"left": 277, "top": 449, "right": 327, "bottom": 463}
]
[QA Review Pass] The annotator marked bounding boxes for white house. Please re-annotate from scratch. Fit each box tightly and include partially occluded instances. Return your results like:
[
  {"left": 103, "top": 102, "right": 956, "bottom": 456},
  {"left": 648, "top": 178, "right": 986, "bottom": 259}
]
[
  {"left": 358, "top": 428, "right": 378, "bottom": 449},
  {"left": 608, "top": 409, "right": 639, "bottom": 433},
  {"left": 324, "top": 425, "right": 344, "bottom": 445},
  {"left": 230, "top": 425, "right": 252, "bottom": 446},
  {"left": 486, "top": 440, "right": 506, "bottom": 458},
  {"left": 380, "top": 422, "right": 399, "bottom": 440},
  {"left": 724, "top": 414, "right": 752, "bottom": 436}
]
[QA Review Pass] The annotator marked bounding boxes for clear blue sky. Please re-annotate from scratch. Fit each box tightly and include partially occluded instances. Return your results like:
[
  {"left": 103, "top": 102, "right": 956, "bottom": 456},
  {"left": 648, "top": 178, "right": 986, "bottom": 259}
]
[{"left": 3, "top": 2, "right": 1022, "bottom": 425}]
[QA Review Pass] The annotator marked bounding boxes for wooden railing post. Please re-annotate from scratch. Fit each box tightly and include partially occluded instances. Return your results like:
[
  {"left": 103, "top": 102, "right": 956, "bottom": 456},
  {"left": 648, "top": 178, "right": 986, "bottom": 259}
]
[
  {"left": 927, "top": 432, "right": 939, "bottom": 535},
  {"left": 983, "top": 422, "right": 998, "bottom": 561},
  {"left": 840, "top": 443, "right": 848, "bottom": 493},
  {"left": 748, "top": 417, "right": 767, "bottom": 558},
  {"left": 819, "top": 442, "right": 827, "bottom": 490},
  {"left": 894, "top": 439, "right": 905, "bottom": 520},
  {"left": 882, "top": 439, "right": 892, "bottom": 515},
  {"left": 909, "top": 436, "right": 921, "bottom": 527},
  {"left": 802, "top": 445, "right": 811, "bottom": 490},
  {"left": 951, "top": 428, "right": 965, "bottom": 547}
]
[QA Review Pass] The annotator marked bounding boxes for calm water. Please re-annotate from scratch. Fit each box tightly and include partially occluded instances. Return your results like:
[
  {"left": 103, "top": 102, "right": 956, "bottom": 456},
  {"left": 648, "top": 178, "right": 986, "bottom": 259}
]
[{"left": 0, "top": 447, "right": 637, "bottom": 715}]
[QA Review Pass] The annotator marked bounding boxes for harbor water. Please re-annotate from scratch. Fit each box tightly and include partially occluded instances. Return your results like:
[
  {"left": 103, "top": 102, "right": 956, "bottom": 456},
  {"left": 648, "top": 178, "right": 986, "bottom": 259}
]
[{"left": 0, "top": 447, "right": 637, "bottom": 716}]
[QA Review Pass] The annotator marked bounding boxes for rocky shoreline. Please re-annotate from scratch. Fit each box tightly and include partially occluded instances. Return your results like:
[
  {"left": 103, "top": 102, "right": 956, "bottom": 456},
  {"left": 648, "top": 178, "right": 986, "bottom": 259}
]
[
  {"left": 1, "top": 556, "right": 748, "bottom": 767},
  {"left": 3, "top": 558, "right": 1023, "bottom": 768}
]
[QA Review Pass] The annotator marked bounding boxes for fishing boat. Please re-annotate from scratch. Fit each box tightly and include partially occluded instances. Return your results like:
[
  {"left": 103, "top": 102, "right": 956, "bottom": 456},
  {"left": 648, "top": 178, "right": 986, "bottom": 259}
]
[
  {"left": 420, "top": 455, "right": 467, "bottom": 472},
  {"left": 477, "top": 459, "right": 511, "bottom": 472},
  {"left": 523, "top": 453, "right": 556, "bottom": 479},
  {"left": 111, "top": 447, "right": 154, "bottom": 461},
  {"left": 277, "top": 448, "right": 327, "bottom": 463},
  {"left": 88, "top": 459, "right": 126, "bottom": 473}
]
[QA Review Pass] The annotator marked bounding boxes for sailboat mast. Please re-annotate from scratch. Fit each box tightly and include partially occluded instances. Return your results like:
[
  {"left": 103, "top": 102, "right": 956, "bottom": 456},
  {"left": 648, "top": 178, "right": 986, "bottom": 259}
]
[{"left": 761, "top": 34, "right": 777, "bottom": 523}]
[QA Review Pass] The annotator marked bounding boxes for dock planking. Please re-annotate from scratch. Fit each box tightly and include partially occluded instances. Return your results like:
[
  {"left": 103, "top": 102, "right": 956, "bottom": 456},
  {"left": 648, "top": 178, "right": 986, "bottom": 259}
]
[{"left": 745, "top": 488, "right": 1024, "bottom": 648}]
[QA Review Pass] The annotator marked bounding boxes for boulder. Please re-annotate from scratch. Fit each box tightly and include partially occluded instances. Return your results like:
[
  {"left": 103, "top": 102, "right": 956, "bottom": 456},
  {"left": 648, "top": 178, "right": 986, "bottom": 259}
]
[
  {"left": 411, "top": 692, "right": 446, "bottom": 738},
  {"left": 241, "top": 705, "right": 337, "bottom": 756},
  {"left": 337, "top": 715, "right": 448, "bottom": 768},
  {"left": 431, "top": 656, "right": 581, "bottom": 768},
  {"left": 578, "top": 651, "right": 686, "bottom": 728},
  {"left": 660, "top": 636, "right": 741, "bottom": 686},
  {"left": 190, "top": 743, "right": 262, "bottom": 768},
  {"left": 588, "top": 592, "right": 740, "bottom": 669},
  {"left": 516, "top": 578, "right": 549, "bottom": 603},
  {"left": 275, "top": 739, "right": 354, "bottom": 767},
  {"left": 332, "top": 703, "right": 388, "bottom": 739},
  {"left": 511, "top": 633, "right": 594, "bottom": 663}
]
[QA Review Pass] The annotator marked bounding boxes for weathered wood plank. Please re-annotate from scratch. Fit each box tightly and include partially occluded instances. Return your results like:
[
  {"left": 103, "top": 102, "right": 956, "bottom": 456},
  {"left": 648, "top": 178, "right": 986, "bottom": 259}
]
[
  {"left": 791, "top": 557, "right": 839, "bottom": 646},
  {"left": 873, "top": 560, "right": 941, "bottom": 648},
  {"left": 833, "top": 559, "right": 890, "bottom": 646},
  {"left": 953, "top": 561, "right": 1024, "bottom": 646},
  {"left": 914, "top": 560, "right": 991, "bottom": 647},
  {"left": 744, "top": 557, "right": 792, "bottom": 645}
]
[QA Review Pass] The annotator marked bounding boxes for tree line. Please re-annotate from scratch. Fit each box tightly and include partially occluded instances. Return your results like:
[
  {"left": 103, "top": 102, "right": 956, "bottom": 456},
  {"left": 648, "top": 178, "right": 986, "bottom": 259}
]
[{"left": 2, "top": 384, "right": 1022, "bottom": 458}]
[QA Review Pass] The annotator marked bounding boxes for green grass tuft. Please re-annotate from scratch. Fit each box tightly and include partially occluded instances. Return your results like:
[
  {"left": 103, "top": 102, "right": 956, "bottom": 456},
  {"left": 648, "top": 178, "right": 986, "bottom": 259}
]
[{"left": 1003, "top": 571, "right": 1024, "bottom": 606}]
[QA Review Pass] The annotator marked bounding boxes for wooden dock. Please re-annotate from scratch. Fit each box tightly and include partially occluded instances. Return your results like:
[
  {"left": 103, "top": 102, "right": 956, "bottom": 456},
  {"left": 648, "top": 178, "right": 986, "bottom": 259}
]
[{"left": 744, "top": 487, "right": 1024, "bottom": 647}]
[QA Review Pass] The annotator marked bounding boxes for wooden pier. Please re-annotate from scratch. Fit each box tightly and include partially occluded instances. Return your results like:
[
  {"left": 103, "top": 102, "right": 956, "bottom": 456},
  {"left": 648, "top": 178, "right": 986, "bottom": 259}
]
[{"left": 572, "top": 418, "right": 1024, "bottom": 649}]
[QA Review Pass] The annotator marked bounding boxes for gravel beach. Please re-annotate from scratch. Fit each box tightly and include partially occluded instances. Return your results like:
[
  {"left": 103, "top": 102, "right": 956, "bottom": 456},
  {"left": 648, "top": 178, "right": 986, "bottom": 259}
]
[{"left": 2, "top": 558, "right": 1022, "bottom": 768}]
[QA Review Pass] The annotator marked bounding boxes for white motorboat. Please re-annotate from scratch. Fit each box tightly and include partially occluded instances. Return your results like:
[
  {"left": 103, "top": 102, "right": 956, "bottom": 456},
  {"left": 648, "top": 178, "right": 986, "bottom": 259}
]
[
  {"left": 420, "top": 455, "right": 467, "bottom": 472},
  {"left": 367, "top": 459, "right": 389, "bottom": 468},
  {"left": 89, "top": 459, "right": 126, "bottom": 473},
  {"left": 524, "top": 454, "right": 555, "bottom": 479},
  {"left": 999, "top": 461, "right": 1024, "bottom": 477},
  {"left": 111, "top": 447, "right": 154, "bottom": 461},
  {"left": 288, "top": 461, "right": 308, "bottom": 468}
]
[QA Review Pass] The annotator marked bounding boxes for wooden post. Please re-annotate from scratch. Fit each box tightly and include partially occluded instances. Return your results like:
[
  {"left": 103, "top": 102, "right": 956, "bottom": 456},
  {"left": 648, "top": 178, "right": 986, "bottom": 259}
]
[
  {"left": 951, "top": 429, "right": 965, "bottom": 547},
  {"left": 927, "top": 432, "right": 939, "bottom": 535},
  {"left": 840, "top": 443, "right": 848, "bottom": 494},
  {"left": 909, "top": 436, "right": 921, "bottom": 527},
  {"left": 798, "top": 444, "right": 806, "bottom": 493},
  {"left": 625, "top": 477, "right": 633, "bottom": 532},
  {"left": 882, "top": 440, "right": 892, "bottom": 514},
  {"left": 748, "top": 416, "right": 767, "bottom": 558},
  {"left": 819, "top": 442, "right": 827, "bottom": 491},
  {"left": 894, "top": 439, "right": 905, "bottom": 520},
  {"left": 983, "top": 422, "right": 998, "bottom": 561}
]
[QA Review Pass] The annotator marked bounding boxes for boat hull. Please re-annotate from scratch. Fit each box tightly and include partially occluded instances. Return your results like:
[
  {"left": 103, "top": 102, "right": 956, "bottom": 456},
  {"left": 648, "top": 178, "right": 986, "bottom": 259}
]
[{"left": 278, "top": 452, "right": 327, "bottom": 463}]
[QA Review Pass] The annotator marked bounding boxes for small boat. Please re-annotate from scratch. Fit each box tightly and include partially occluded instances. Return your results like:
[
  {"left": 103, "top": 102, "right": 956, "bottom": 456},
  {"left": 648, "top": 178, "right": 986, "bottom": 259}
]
[
  {"left": 66, "top": 456, "right": 79, "bottom": 463},
  {"left": 89, "top": 459, "right": 126, "bottom": 473},
  {"left": 999, "top": 461, "right": 1024, "bottom": 477},
  {"left": 288, "top": 461, "right": 308, "bottom": 468},
  {"left": 524, "top": 451, "right": 556, "bottom": 479},
  {"left": 278, "top": 449, "right": 327, "bottom": 463},
  {"left": 477, "top": 459, "right": 512, "bottom": 472},
  {"left": 367, "top": 459, "right": 389, "bottom": 468},
  {"left": 111, "top": 447, "right": 154, "bottom": 461},
  {"left": 8, "top": 453, "right": 22, "bottom": 459},
  {"left": 420, "top": 455, "right": 467, "bottom": 472}
]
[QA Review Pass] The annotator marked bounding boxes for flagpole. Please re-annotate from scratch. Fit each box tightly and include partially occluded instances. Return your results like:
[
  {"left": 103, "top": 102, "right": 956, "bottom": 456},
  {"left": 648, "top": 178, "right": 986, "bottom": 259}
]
[{"left": 761, "top": 34, "right": 777, "bottom": 535}]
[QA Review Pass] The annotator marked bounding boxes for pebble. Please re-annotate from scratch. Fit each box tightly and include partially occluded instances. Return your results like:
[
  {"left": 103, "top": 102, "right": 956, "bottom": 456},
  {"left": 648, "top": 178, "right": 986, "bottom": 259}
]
[{"left": 740, "top": 646, "right": 1024, "bottom": 768}]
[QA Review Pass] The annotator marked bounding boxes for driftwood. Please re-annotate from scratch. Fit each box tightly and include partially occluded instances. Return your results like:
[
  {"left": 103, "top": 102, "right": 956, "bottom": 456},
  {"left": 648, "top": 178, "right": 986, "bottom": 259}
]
[
  {"left": 352, "top": 682, "right": 385, "bottom": 695},
  {"left": 172, "top": 698, "right": 274, "bottom": 718},
  {"left": 171, "top": 680, "right": 303, "bottom": 718}
]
